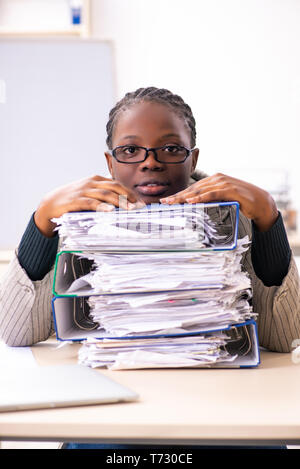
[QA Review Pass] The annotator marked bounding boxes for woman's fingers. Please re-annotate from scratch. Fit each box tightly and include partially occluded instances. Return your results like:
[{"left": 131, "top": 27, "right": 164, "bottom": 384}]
[
  {"left": 160, "top": 187, "right": 196, "bottom": 204},
  {"left": 67, "top": 196, "right": 104, "bottom": 213},
  {"left": 160, "top": 174, "right": 230, "bottom": 204},
  {"left": 91, "top": 180, "right": 143, "bottom": 204},
  {"left": 185, "top": 188, "right": 232, "bottom": 203},
  {"left": 81, "top": 188, "right": 145, "bottom": 210},
  {"left": 161, "top": 182, "right": 232, "bottom": 205}
]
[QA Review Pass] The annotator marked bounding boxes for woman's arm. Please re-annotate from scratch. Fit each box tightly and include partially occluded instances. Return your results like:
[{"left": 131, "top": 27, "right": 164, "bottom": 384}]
[
  {"left": 0, "top": 252, "right": 55, "bottom": 346},
  {"left": 238, "top": 213, "right": 300, "bottom": 353},
  {"left": 164, "top": 172, "right": 300, "bottom": 352},
  {"left": 0, "top": 175, "right": 144, "bottom": 347},
  {"left": 161, "top": 172, "right": 278, "bottom": 231}
]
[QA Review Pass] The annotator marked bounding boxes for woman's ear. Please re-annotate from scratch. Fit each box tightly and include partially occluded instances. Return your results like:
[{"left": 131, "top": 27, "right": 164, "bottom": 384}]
[{"left": 105, "top": 152, "right": 115, "bottom": 179}]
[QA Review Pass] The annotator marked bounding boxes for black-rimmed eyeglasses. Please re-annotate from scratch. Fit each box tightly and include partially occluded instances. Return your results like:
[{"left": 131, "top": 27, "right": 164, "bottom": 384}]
[{"left": 111, "top": 145, "right": 194, "bottom": 164}]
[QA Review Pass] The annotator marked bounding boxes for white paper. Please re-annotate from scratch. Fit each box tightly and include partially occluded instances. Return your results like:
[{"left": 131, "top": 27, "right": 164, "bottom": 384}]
[
  {"left": 78, "top": 333, "right": 238, "bottom": 370},
  {"left": 0, "top": 340, "right": 38, "bottom": 374},
  {"left": 52, "top": 203, "right": 230, "bottom": 251}
]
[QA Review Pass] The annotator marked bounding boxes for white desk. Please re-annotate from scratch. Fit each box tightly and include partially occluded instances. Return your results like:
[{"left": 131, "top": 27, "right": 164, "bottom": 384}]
[{"left": 0, "top": 338, "right": 300, "bottom": 446}]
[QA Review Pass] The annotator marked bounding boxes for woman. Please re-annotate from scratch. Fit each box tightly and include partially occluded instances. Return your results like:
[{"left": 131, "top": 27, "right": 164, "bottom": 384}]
[{"left": 0, "top": 86, "right": 299, "bottom": 352}]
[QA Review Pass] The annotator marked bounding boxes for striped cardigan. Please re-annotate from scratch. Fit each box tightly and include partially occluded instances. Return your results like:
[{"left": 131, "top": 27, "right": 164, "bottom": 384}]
[{"left": 1, "top": 170, "right": 300, "bottom": 352}]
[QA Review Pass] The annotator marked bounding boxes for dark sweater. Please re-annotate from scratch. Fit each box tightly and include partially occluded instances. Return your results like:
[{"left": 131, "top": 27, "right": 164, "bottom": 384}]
[{"left": 18, "top": 210, "right": 291, "bottom": 287}]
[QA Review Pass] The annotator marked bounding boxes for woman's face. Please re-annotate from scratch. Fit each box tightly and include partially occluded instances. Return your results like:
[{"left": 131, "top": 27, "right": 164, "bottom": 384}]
[{"left": 105, "top": 101, "right": 199, "bottom": 204}]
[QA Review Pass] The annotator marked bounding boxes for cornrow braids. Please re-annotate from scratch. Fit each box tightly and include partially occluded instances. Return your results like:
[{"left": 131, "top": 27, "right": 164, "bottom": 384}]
[{"left": 106, "top": 87, "right": 196, "bottom": 150}]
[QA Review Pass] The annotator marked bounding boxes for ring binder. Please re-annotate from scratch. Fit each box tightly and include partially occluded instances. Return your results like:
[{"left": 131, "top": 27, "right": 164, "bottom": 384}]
[{"left": 51, "top": 202, "right": 260, "bottom": 369}]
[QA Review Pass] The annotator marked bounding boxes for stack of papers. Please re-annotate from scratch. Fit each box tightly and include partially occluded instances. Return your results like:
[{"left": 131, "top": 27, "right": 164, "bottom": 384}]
[
  {"left": 66, "top": 239, "right": 250, "bottom": 295},
  {"left": 78, "top": 333, "right": 238, "bottom": 370},
  {"left": 52, "top": 202, "right": 256, "bottom": 369},
  {"left": 53, "top": 203, "right": 230, "bottom": 251},
  {"left": 87, "top": 284, "right": 252, "bottom": 337}
]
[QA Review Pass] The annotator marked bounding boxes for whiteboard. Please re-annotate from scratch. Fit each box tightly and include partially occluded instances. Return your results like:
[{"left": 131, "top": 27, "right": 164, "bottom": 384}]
[{"left": 0, "top": 39, "right": 115, "bottom": 249}]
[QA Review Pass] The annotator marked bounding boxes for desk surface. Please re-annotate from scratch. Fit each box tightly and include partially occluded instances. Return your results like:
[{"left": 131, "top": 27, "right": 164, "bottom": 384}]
[{"left": 0, "top": 338, "right": 300, "bottom": 445}]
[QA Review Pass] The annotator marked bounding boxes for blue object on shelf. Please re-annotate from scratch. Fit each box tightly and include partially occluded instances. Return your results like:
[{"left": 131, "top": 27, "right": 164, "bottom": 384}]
[{"left": 71, "top": 7, "right": 81, "bottom": 25}]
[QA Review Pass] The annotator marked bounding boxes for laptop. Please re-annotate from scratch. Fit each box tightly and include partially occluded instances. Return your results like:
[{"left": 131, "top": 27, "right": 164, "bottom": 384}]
[{"left": 0, "top": 365, "right": 139, "bottom": 412}]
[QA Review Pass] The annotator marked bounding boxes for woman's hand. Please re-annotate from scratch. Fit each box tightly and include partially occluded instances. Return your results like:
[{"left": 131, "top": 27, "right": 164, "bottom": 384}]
[
  {"left": 34, "top": 175, "right": 145, "bottom": 237},
  {"left": 160, "top": 173, "right": 278, "bottom": 232}
]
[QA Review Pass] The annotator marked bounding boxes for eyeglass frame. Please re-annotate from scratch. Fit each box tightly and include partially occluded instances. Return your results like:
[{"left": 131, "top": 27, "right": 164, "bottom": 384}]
[{"left": 110, "top": 144, "right": 195, "bottom": 164}]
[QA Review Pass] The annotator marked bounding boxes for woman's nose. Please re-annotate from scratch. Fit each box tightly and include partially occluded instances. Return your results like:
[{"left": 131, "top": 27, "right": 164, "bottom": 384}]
[{"left": 138, "top": 149, "right": 164, "bottom": 170}]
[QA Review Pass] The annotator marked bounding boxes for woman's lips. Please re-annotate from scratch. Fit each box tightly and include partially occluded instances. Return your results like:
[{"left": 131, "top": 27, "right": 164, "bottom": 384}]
[{"left": 135, "top": 183, "right": 169, "bottom": 196}]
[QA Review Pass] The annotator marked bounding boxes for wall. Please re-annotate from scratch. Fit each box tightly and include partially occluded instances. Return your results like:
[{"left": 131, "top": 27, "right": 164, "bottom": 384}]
[
  {"left": 0, "top": 39, "right": 115, "bottom": 249},
  {"left": 1, "top": 0, "right": 300, "bottom": 227},
  {"left": 91, "top": 0, "right": 300, "bottom": 221}
]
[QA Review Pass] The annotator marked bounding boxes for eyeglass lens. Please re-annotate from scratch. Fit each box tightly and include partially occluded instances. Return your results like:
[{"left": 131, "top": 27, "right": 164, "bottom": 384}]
[{"left": 114, "top": 145, "right": 189, "bottom": 163}]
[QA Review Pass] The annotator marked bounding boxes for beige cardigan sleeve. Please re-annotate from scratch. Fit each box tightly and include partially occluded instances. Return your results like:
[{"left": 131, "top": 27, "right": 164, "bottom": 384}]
[
  {"left": 238, "top": 213, "right": 300, "bottom": 353},
  {"left": 0, "top": 216, "right": 300, "bottom": 352},
  {"left": 0, "top": 251, "right": 55, "bottom": 346}
]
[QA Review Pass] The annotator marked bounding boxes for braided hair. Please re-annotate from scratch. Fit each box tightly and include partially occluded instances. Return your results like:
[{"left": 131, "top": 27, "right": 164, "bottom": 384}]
[{"left": 106, "top": 87, "right": 196, "bottom": 150}]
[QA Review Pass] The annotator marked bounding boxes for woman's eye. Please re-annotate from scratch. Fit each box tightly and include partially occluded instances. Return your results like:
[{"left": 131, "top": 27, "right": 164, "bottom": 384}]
[
  {"left": 124, "top": 146, "right": 137, "bottom": 154},
  {"left": 164, "top": 145, "right": 181, "bottom": 153}
]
